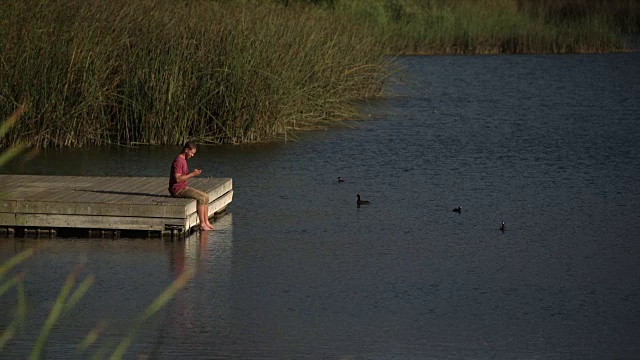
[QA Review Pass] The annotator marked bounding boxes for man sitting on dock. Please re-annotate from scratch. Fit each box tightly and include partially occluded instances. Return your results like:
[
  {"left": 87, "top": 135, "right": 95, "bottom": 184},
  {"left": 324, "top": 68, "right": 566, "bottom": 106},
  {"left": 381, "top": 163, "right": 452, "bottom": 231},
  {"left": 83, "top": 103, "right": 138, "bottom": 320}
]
[{"left": 169, "top": 142, "right": 215, "bottom": 231}]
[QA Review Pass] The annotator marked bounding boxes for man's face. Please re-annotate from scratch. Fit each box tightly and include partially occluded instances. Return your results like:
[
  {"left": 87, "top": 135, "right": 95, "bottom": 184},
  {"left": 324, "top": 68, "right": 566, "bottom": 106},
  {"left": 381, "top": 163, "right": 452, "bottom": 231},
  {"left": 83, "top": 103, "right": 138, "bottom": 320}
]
[{"left": 186, "top": 148, "right": 196, "bottom": 159}]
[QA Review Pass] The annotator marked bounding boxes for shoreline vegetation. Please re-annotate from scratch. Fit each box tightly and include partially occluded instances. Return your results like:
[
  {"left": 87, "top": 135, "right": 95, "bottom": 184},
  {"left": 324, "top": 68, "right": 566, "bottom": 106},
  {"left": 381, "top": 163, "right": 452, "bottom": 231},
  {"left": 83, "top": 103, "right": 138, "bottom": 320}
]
[
  {"left": 1, "top": 0, "right": 638, "bottom": 148},
  {"left": 336, "top": 0, "right": 639, "bottom": 55}
]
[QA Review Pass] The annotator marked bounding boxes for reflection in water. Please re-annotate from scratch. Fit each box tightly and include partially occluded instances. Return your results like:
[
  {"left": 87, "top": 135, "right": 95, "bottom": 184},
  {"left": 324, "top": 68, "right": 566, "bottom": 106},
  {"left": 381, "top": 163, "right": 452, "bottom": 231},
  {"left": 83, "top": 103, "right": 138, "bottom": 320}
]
[
  {"left": 166, "top": 231, "right": 206, "bottom": 336},
  {"left": 149, "top": 213, "right": 233, "bottom": 357},
  {"left": 168, "top": 212, "right": 233, "bottom": 276}
]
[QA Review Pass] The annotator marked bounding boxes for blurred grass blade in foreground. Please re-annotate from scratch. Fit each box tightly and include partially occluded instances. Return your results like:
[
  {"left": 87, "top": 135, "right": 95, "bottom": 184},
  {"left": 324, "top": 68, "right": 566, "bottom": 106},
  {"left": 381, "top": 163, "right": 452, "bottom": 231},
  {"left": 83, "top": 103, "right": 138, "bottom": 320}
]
[
  {"left": 30, "top": 265, "right": 94, "bottom": 360},
  {"left": 0, "top": 104, "right": 25, "bottom": 138},
  {"left": 108, "top": 269, "right": 195, "bottom": 359},
  {"left": 0, "top": 104, "right": 27, "bottom": 167}
]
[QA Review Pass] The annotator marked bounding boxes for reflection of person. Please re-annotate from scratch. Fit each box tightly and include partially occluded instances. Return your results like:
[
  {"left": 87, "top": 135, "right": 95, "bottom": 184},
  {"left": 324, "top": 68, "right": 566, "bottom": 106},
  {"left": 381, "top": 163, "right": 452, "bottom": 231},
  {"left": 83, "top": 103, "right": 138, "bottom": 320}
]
[
  {"left": 197, "top": 230, "right": 208, "bottom": 268},
  {"left": 168, "top": 141, "right": 215, "bottom": 231},
  {"left": 169, "top": 240, "right": 186, "bottom": 275}
]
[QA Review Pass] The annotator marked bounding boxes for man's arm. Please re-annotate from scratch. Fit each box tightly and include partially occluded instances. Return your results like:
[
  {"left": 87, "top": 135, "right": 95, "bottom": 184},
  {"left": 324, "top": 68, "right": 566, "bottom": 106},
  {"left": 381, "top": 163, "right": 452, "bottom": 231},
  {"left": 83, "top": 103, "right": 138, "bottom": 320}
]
[{"left": 175, "top": 168, "right": 202, "bottom": 183}]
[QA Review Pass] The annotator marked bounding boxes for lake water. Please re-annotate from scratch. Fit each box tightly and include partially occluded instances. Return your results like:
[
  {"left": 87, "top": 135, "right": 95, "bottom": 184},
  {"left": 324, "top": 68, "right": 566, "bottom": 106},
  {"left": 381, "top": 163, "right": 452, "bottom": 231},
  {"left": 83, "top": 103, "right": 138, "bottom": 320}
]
[{"left": 1, "top": 53, "right": 639, "bottom": 359}]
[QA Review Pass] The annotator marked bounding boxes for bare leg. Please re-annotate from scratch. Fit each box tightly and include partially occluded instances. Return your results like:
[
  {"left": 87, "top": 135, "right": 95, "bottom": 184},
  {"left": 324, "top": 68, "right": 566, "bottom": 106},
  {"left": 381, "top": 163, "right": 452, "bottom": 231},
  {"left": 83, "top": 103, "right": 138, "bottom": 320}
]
[
  {"left": 198, "top": 204, "right": 214, "bottom": 230},
  {"left": 203, "top": 204, "right": 215, "bottom": 228}
]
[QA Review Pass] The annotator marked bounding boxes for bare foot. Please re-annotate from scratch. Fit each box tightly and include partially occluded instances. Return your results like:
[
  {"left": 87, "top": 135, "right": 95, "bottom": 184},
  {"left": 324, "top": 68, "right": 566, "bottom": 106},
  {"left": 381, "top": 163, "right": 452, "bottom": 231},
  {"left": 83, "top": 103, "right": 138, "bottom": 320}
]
[
  {"left": 204, "top": 224, "right": 215, "bottom": 230},
  {"left": 200, "top": 226, "right": 211, "bottom": 231}
]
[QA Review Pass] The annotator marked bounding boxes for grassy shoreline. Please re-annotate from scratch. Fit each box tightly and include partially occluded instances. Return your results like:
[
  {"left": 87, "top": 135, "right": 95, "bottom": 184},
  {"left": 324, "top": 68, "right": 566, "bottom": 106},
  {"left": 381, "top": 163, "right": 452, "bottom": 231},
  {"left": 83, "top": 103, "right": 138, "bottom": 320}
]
[{"left": 1, "top": 0, "right": 637, "bottom": 148}]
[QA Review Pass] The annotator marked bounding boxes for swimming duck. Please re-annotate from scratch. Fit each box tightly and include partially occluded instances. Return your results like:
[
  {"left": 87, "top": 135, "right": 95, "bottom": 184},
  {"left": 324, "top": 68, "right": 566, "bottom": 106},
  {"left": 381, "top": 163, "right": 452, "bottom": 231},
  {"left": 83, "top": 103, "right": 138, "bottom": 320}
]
[
  {"left": 452, "top": 206, "right": 462, "bottom": 213},
  {"left": 357, "top": 194, "right": 370, "bottom": 205},
  {"left": 337, "top": 177, "right": 345, "bottom": 183},
  {"left": 500, "top": 222, "right": 506, "bottom": 232}
]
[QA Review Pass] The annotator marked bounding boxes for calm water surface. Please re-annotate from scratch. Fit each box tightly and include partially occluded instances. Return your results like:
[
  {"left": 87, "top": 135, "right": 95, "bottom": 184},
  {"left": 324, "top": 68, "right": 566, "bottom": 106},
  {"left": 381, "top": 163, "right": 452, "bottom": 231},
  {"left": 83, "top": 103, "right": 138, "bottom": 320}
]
[{"left": 1, "top": 53, "right": 639, "bottom": 359}]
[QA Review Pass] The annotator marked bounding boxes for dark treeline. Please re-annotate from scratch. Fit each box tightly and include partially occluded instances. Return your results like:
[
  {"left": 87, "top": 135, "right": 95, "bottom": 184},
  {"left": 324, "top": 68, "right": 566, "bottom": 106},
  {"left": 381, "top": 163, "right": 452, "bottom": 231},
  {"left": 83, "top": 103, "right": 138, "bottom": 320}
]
[
  {"left": 284, "top": 0, "right": 639, "bottom": 33},
  {"left": 280, "top": 0, "right": 638, "bottom": 54}
]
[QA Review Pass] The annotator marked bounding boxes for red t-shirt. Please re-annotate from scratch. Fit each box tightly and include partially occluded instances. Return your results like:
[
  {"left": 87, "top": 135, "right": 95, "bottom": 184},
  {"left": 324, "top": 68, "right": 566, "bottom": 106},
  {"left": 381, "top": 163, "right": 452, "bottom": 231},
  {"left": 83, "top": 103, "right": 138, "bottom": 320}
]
[{"left": 169, "top": 155, "right": 188, "bottom": 196}]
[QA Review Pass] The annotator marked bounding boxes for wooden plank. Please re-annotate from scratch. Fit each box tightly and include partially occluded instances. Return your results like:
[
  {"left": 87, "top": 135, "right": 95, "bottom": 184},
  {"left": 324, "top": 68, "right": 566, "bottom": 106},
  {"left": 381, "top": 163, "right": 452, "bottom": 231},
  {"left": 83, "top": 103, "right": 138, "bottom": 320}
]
[
  {"left": 69, "top": 188, "right": 111, "bottom": 203},
  {"left": 72, "top": 177, "right": 133, "bottom": 202},
  {"left": 0, "top": 175, "right": 37, "bottom": 191},
  {"left": 185, "top": 190, "right": 233, "bottom": 230},
  {"left": 141, "top": 182, "right": 169, "bottom": 197},
  {"left": 84, "top": 189, "right": 115, "bottom": 204},
  {"left": 17, "top": 176, "right": 90, "bottom": 192},
  {"left": 8, "top": 181, "right": 230, "bottom": 216},
  {"left": 0, "top": 200, "right": 17, "bottom": 213},
  {"left": 0, "top": 175, "right": 233, "bottom": 233},
  {"left": 82, "top": 177, "right": 112, "bottom": 190},
  {"left": 13, "top": 198, "right": 189, "bottom": 218},
  {"left": 110, "top": 178, "right": 144, "bottom": 200},
  {"left": 14, "top": 213, "right": 187, "bottom": 231},
  {"left": 192, "top": 178, "right": 233, "bottom": 199},
  {"left": 210, "top": 190, "right": 233, "bottom": 216},
  {"left": 0, "top": 212, "right": 16, "bottom": 225},
  {"left": 23, "top": 188, "right": 77, "bottom": 202},
  {"left": 11, "top": 192, "right": 233, "bottom": 230}
]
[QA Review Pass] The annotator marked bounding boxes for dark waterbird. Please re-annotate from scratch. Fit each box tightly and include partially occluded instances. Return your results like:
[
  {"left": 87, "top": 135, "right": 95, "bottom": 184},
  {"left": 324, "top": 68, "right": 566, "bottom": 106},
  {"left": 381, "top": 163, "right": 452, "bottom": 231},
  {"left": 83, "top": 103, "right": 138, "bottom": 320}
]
[
  {"left": 500, "top": 222, "right": 506, "bottom": 232},
  {"left": 452, "top": 206, "right": 462, "bottom": 213},
  {"left": 337, "top": 177, "right": 345, "bottom": 183},
  {"left": 357, "top": 194, "right": 370, "bottom": 206}
]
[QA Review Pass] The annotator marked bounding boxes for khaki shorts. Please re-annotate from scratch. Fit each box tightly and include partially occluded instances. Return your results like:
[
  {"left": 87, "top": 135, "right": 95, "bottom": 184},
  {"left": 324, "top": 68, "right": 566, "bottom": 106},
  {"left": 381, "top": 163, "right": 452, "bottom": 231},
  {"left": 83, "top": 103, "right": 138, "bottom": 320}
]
[{"left": 173, "top": 187, "right": 209, "bottom": 206}]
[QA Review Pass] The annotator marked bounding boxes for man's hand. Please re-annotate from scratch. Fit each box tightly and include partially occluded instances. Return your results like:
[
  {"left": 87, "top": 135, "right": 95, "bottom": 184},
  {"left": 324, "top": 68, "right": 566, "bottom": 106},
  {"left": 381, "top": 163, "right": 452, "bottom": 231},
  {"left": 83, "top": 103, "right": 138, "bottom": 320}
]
[{"left": 192, "top": 169, "right": 202, "bottom": 176}]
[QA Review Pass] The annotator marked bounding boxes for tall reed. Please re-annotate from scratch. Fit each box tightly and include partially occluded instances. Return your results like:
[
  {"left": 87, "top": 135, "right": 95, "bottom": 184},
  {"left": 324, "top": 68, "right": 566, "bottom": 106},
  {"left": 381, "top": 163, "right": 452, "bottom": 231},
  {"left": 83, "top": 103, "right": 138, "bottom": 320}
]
[{"left": 0, "top": 0, "right": 388, "bottom": 148}]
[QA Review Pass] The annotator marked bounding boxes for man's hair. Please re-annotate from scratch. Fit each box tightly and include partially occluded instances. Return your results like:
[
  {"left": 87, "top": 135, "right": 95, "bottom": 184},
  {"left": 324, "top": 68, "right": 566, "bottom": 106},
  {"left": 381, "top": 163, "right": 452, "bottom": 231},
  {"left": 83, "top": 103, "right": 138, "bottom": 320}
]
[{"left": 182, "top": 141, "right": 196, "bottom": 152}]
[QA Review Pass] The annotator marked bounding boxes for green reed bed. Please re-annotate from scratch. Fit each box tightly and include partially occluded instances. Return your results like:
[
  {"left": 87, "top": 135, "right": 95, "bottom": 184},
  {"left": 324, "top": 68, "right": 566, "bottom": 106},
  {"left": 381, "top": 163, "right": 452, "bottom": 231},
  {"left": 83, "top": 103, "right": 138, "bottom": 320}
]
[
  {"left": 333, "top": 0, "right": 635, "bottom": 54},
  {"left": 2, "top": 0, "right": 637, "bottom": 148},
  {"left": 0, "top": 0, "right": 388, "bottom": 148}
]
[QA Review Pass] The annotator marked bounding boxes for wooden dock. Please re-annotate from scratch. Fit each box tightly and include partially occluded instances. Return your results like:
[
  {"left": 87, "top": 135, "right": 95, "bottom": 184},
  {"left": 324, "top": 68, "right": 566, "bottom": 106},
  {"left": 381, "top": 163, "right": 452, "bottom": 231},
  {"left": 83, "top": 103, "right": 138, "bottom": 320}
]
[{"left": 0, "top": 175, "right": 233, "bottom": 238}]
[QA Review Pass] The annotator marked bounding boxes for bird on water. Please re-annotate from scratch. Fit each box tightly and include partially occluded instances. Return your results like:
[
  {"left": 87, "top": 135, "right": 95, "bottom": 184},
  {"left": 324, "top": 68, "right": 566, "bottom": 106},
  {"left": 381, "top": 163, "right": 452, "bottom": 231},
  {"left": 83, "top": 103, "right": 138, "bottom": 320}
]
[
  {"left": 500, "top": 222, "right": 506, "bottom": 232},
  {"left": 357, "top": 194, "right": 370, "bottom": 206},
  {"left": 452, "top": 206, "right": 462, "bottom": 213},
  {"left": 337, "top": 177, "right": 345, "bottom": 183}
]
